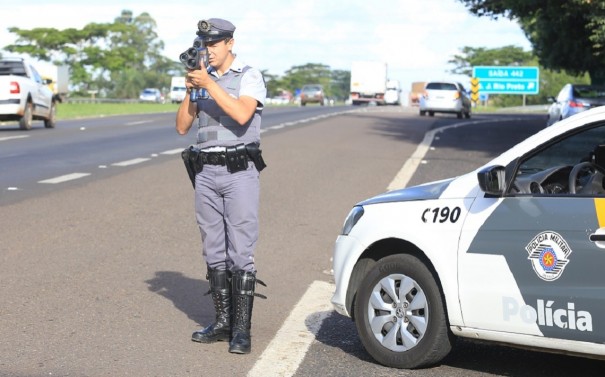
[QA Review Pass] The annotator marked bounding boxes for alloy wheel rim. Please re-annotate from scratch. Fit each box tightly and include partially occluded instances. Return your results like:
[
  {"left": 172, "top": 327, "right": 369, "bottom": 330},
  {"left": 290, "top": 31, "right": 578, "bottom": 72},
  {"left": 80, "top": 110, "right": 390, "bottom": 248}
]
[{"left": 367, "top": 273, "right": 429, "bottom": 352}]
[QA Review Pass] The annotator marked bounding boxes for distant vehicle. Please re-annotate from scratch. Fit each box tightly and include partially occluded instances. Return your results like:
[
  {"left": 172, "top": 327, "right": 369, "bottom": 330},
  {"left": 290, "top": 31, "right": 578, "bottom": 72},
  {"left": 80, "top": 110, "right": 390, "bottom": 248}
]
[
  {"left": 38, "top": 64, "right": 69, "bottom": 103},
  {"left": 0, "top": 57, "right": 56, "bottom": 130},
  {"left": 409, "top": 81, "right": 426, "bottom": 107},
  {"left": 332, "top": 105, "right": 605, "bottom": 369},
  {"left": 300, "top": 84, "right": 325, "bottom": 106},
  {"left": 546, "top": 83, "right": 605, "bottom": 127},
  {"left": 419, "top": 81, "right": 471, "bottom": 119},
  {"left": 139, "top": 88, "right": 164, "bottom": 104},
  {"left": 350, "top": 61, "right": 387, "bottom": 106},
  {"left": 170, "top": 77, "right": 187, "bottom": 104},
  {"left": 268, "top": 95, "right": 291, "bottom": 105},
  {"left": 384, "top": 79, "right": 401, "bottom": 105}
]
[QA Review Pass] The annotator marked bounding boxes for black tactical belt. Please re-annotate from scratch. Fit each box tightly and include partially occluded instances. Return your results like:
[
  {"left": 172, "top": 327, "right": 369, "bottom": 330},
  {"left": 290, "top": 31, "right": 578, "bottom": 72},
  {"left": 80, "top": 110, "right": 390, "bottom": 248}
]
[
  {"left": 181, "top": 143, "right": 267, "bottom": 188},
  {"left": 200, "top": 151, "right": 229, "bottom": 165}
]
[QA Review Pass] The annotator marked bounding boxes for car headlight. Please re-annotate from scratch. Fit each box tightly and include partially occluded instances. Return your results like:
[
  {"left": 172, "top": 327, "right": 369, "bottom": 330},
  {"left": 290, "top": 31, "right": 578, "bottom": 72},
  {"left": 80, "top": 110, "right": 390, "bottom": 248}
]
[{"left": 341, "top": 206, "right": 364, "bottom": 235}]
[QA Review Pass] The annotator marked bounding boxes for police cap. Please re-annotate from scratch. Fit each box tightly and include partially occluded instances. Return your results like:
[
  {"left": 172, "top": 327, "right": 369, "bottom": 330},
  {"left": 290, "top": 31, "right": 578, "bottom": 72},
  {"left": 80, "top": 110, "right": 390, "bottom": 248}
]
[{"left": 197, "top": 18, "right": 235, "bottom": 42}]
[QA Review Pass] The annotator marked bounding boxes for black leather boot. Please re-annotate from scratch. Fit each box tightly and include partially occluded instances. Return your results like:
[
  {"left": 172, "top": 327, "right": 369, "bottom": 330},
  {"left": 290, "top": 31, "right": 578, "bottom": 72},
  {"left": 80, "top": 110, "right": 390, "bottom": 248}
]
[
  {"left": 192, "top": 268, "right": 232, "bottom": 343},
  {"left": 229, "top": 270, "right": 266, "bottom": 354}
]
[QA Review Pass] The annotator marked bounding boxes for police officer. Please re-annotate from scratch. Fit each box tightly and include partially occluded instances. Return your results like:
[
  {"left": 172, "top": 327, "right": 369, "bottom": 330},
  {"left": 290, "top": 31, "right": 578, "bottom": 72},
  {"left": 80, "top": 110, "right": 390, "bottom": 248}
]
[{"left": 175, "top": 18, "right": 267, "bottom": 355}]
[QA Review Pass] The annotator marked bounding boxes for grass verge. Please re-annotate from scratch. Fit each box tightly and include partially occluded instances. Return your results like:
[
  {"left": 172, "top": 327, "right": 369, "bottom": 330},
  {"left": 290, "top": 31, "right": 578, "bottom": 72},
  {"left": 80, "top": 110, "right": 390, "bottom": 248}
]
[{"left": 57, "top": 102, "right": 180, "bottom": 120}]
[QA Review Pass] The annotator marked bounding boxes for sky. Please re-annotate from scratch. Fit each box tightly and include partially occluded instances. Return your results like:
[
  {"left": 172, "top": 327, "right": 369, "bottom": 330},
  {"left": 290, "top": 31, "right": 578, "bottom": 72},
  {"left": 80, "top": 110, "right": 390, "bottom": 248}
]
[{"left": 0, "top": 0, "right": 532, "bottom": 92}]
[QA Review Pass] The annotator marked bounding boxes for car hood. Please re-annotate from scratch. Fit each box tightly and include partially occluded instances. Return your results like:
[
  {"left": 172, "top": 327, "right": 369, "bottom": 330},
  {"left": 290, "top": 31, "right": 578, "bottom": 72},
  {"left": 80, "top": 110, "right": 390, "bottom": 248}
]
[{"left": 359, "top": 178, "right": 457, "bottom": 206}]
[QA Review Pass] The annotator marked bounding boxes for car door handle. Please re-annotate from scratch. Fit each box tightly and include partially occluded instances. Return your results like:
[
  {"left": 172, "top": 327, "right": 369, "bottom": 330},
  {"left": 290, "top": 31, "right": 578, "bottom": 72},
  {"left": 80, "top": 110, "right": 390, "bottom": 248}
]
[{"left": 589, "top": 233, "right": 605, "bottom": 242}]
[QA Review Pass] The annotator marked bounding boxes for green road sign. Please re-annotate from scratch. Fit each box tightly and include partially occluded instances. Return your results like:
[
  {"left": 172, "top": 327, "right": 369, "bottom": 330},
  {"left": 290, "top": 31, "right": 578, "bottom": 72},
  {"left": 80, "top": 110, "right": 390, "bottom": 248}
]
[{"left": 472, "top": 66, "right": 539, "bottom": 94}]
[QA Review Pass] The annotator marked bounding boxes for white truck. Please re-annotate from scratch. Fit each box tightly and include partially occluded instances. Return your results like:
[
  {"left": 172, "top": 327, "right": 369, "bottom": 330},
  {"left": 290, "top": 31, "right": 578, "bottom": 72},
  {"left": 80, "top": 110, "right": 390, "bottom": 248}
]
[
  {"left": 384, "top": 79, "right": 401, "bottom": 105},
  {"left": 170, "top": 76, "right": 187, "bottom": 103},
  {"left": 0, "top": 57, "right": 56, "bottom": 130},
  {"left": 38, "top": 64, "right": 70, "bottom": 103},
  {"left": 350, "top": 61, "right": 388, "bottom": 106}
]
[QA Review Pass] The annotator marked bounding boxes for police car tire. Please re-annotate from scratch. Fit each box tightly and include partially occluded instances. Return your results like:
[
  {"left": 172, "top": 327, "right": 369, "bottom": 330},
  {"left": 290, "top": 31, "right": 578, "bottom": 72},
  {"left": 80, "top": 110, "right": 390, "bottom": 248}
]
[{"left": 354, "top": 254, "right": 453, "bottom": 369}]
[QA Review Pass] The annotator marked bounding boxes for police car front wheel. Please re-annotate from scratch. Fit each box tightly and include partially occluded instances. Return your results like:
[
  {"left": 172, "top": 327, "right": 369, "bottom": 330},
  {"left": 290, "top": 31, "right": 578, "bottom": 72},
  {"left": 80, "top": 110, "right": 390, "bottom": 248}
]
[{"left": 354, "top": 254, "right": 453, "bottom": 369}]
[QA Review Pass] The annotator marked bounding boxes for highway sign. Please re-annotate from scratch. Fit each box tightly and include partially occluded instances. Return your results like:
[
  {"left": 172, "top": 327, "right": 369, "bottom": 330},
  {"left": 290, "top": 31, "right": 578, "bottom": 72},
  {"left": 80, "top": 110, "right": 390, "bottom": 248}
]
[{"left": 472, "top": 66, "right": 540, "bottom": 95}]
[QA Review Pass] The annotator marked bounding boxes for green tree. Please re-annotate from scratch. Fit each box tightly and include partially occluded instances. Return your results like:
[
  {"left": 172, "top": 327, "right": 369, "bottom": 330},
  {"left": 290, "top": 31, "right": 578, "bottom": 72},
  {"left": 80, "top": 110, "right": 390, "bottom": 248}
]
[
  {"left": 262, "top": 70, "right": 283, "bottom": 98},
  {"left": 3, "top": 10, "right": 181, "bottom": 98},
  {"left": 4, "top": 24, "right": 110, "bottom": 93},
  {"left": 449, "top": 45, "right": 532, "bottom": 77},
  {"left": 281, "top": 63, "right": 332, "bottom": 95},
  {"left": 330, "top": 69, "right": 351, "bottom": 101},
  {"left": 264, "top": 64, "right": 350, "bottom": 102},
  {"left": 458, "top": 0, "right": 605, "bottom": 84},
  {"left": 103, "top": 11, "right": 182, "bottom": 97},
  {"left": 449, "top": 45, "right": 533, "bottom": 106}
]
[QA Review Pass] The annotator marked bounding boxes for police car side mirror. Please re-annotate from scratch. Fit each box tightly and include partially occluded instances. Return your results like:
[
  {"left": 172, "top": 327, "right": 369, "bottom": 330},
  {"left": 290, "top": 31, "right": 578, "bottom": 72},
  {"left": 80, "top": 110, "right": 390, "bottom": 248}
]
[{"left": 478, "top": 165, "right": 506, "bottom": 196}]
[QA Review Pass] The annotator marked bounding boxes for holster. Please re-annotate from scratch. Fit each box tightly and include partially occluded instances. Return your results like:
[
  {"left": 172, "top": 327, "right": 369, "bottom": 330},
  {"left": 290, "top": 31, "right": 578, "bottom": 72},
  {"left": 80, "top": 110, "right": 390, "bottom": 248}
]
[
  {"left": 181, "top": 146, "right": 203, "bottom": 188},
  {"left": 244, "top": 143, "right": 267, "bottom": 172}
]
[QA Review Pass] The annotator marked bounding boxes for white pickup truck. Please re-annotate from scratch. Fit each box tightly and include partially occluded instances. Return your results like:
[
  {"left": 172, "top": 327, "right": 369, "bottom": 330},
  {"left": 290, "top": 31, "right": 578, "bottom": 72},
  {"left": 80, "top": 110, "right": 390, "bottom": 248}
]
[{"left": 0, "top": 57, "right": 56, "bottom": 130}]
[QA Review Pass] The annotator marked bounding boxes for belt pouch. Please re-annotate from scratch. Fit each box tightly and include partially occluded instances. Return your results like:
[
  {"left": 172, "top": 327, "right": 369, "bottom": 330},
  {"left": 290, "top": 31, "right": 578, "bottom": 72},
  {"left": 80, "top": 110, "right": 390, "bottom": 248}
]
[{"left": 225, "top": 144, "right": 248, "bottom": 173}]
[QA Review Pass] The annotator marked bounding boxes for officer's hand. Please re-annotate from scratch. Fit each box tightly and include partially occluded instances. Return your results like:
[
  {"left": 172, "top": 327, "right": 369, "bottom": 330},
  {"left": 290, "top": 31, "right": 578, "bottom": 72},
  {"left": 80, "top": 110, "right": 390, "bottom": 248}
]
[
  {"left": 184, "top": 72, "right": 194, "bottom": 91},
  {"left": 186, "top": 65, "right": 211, "bottom": 90}
]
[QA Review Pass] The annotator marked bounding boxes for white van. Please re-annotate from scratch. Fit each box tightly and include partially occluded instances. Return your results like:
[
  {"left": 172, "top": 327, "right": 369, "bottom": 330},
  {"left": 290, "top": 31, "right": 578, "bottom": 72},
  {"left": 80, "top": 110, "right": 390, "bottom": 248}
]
[{"left": 170, "top": 76, "right": 187, "bottom": 103}]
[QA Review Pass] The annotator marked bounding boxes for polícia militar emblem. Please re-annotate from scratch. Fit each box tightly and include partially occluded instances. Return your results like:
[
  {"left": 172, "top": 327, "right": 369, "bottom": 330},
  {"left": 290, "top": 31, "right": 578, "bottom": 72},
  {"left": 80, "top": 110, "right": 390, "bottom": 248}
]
[{"left": 525, "top": 231, "right": 572, "bottom": 281}]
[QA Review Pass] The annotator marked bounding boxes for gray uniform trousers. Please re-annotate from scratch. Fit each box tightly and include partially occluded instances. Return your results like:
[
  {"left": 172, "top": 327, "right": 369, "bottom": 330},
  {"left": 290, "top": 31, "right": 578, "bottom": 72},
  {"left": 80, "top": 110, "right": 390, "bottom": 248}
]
[{"left": 194, "top": 161, "right": 259, "bottom": 272}]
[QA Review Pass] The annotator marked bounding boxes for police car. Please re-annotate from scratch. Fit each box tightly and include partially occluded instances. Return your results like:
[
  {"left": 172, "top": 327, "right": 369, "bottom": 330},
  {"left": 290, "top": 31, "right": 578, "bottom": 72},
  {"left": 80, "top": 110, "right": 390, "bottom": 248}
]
[{"left": 331, "top": 106, "right": 605, "bottom": 369}]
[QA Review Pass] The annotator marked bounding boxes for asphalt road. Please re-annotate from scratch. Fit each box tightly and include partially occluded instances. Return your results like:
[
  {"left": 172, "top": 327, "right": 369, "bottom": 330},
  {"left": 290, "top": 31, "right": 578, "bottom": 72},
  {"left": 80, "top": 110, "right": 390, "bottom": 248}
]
[
  {"left": 2, "top": 106, "right": 603, "bottom": 376},
  {"left": 0, "top": 105, "right": 353, "bottom": 205}
]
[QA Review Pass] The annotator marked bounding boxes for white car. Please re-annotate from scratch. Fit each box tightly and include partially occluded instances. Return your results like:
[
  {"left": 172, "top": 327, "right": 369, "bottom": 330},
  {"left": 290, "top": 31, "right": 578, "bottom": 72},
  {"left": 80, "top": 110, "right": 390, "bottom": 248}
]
[
  {"left": 139, "top": 88, "right": 164, "bottom": 104},
  {"left": 170, "top": 76, "right": 187, "bottom": 104},
  {"left": 332, "top": 106, "right": 605, "bottom": 369},
  {"left": 0, "top": 58, "right": 55, "bottom": 130},
  {"left": 419, "top": 81, "right": 471, "bottom": 119}
]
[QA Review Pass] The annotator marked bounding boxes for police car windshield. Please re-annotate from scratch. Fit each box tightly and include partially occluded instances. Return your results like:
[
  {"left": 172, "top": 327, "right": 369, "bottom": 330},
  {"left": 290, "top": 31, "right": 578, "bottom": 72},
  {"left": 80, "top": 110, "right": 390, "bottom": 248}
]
[{"left": 519, "top": 123, "right": 605, "bottom": 172}]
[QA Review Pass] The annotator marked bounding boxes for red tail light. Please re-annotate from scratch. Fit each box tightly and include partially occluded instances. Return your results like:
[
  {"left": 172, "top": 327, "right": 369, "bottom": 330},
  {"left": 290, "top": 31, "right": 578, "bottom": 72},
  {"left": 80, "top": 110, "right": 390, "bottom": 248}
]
[
  {"left": 10, "top": 81, "right": 20, "bottom": 94},
  {"left": 569, "top": 100, "right": 585, "bottom": 108},
  {"left": 453, "top": 91, "right": 461, "bottom": 100}
]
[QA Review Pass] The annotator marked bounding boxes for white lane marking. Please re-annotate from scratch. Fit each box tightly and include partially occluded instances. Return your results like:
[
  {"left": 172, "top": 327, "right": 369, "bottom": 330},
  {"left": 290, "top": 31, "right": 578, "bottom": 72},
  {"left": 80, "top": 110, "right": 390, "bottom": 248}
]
[
  {"left": 248, "top": 280, "right": 334, "bottom": 377},
  {"left": 387, "top": 126, "right": 437, "bottom": 191},
  {"left": 125, "top": 120, "right": 152, "bottom": 126},
  {"left": 39, "top": 173, "right": 91, "bottom": 184},
  {"left": 262, "top": 109, "right": 359, "bottom": 134},
  {"left": 0, "top": 135, "right": 29, "bottom": 142},
  {"left": 111, "top": 158, "right": 150, "bottom": 167},
  {"left": 161, "top": 148, "right": 184, "bottom": 155}
]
